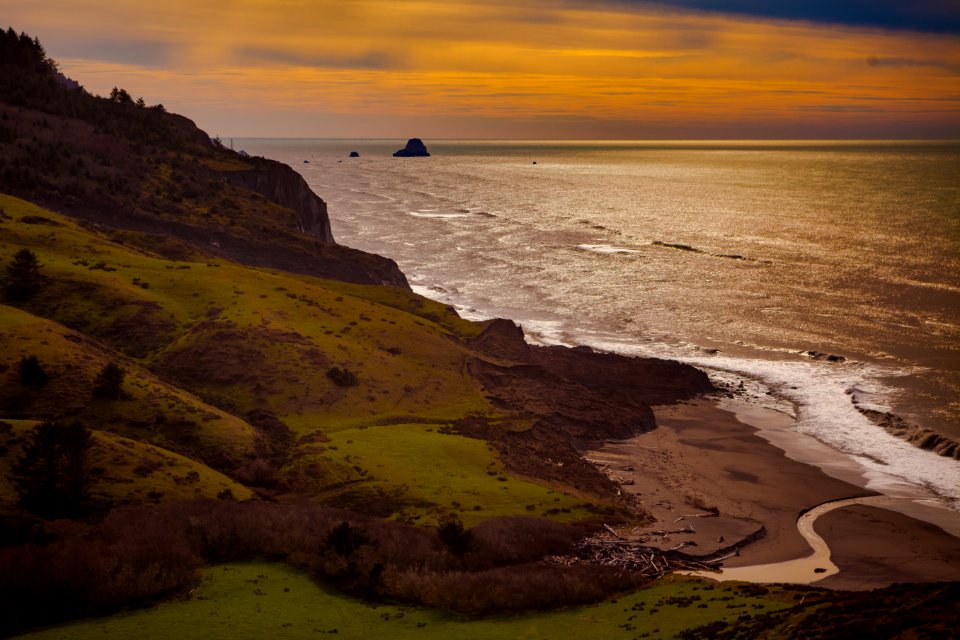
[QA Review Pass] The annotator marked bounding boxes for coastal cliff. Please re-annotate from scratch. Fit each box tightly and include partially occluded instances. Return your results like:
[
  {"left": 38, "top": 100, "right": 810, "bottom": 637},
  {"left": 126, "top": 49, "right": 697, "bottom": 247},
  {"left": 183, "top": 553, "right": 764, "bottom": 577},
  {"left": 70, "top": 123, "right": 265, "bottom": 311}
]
[
  {"left": 0, "top": 40, "right": 410, "bottom": 287},
  {"left": 225, "top": 163, "right": 334, "bottom": 243}
]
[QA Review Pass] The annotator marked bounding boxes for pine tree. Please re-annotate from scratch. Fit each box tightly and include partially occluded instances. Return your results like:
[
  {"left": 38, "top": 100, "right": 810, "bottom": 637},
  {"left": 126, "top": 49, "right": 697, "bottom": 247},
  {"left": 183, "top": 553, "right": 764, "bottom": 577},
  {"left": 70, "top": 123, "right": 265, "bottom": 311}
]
[
  {"left": 92, "top": 362, "right": 125, "bottom": 399},
  {"left": 13, "top": 421, "right": 93, "bottom": 518},
  {"left": 4, "top": 248, "right": 43, "bottom": 300}
]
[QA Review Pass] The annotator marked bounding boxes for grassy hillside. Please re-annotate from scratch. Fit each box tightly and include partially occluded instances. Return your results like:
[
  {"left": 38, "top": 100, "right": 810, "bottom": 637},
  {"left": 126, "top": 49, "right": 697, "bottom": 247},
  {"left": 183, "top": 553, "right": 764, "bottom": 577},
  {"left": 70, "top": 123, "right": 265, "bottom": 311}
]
[
  {"left": 0, "top": 193, "right": 596, "bottom": 522},
  {"left": 0, "top": 305, "right": 258, "bottom": 463},
  {"left": 0, "top": 421, "right": 253, "bottom": 510}
]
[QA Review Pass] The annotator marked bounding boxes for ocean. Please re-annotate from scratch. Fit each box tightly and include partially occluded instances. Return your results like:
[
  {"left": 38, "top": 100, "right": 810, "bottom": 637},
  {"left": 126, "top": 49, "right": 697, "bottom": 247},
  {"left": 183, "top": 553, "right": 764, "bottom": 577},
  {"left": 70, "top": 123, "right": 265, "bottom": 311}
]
[{"left": 236, "top": 139, "right": 960, "bottom": 507}]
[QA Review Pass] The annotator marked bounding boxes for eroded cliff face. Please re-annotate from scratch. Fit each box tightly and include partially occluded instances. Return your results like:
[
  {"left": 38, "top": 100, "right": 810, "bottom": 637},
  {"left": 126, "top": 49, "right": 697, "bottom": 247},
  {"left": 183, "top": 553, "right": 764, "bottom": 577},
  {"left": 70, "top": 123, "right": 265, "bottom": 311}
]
[
  {"left": 0, "top": 54, "right": 417, "bottom": 287},
  {"left": 225, "top": 163, "right": 334, "bottom": 243},
  {"left": 220, "top": 161, "right": 410, "bottom": 287}
]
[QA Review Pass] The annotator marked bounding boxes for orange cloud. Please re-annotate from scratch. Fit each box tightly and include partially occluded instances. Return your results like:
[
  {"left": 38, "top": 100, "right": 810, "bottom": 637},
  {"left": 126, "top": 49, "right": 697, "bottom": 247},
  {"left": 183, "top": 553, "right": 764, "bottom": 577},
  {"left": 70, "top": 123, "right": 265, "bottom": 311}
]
[{"left": 7, "top": 0, "right": 959, "bottom": 137}]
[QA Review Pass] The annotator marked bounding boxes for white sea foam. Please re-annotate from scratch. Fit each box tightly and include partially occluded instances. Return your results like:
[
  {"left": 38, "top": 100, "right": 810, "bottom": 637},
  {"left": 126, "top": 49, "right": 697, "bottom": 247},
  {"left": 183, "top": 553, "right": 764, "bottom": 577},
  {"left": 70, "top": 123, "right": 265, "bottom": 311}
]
[
  {"left": 408, "top": 210, "right": 471, "bottom": 219},
  {"left": 575, "top": 244, "right": 641, "bottom": 255},
  {"left": 409, "top": 284, "right": 492, "bottom": 321},
  {"left": 508, "top": 317, "right": 959, "bottom": 508},
  {"left": 599, "top": 342, "right": 958, "bottom": 507}
]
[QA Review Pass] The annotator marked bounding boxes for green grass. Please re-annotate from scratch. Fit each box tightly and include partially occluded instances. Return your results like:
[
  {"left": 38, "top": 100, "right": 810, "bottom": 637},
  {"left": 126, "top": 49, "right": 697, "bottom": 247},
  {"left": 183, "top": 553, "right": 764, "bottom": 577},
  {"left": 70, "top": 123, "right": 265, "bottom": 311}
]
[
  {"left": 0, "top": 421, "right": 253, "bottom": 510},
  {"left": 0, "top": 193, "right": 585, "bottom": 520},
  {"left": 0, "top": 305, "right": 259, "bottom": 464},
  {"left": 0, "top": 193, "right": 492, "bottom": 434},
  {"left": 86, "top": 430, "right": 255, "bottom": 504},
  {"left": 311, "top": 424, "right": 595, "bottom": 526},
  {"left": 14, "top": 563, "right": 799, "bottom": 640}
]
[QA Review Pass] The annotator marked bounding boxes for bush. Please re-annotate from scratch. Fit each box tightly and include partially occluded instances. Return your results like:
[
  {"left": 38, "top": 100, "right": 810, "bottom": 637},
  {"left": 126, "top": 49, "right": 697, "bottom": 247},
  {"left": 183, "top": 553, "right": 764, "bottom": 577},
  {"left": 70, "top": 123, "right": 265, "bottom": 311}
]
[
  {"left": 464, "top": 517, "right": 578, "bottom": 569},
  {"left": 18, "top": 355, "right": 48, "bottom": 386},
  {"left": 437, "top": 513, "right": 473, "bottom": 555},
  {"left": 326, "top": 366, "right": 358, "bottom": 387},
  {"left": 0, "top": 508, "right": 202, "bottom": 634},
  {"left": 92, "top": 361, "right": 125, "bottom": 399},
  {"left": 325, "top": 521, "right": 370, "bottom": 557},
  {"left": 384, "top": 563, "right": 643, "bottom": 615},
  {"left": 0, "top": 501, "right": 640, "bottom": 634}
]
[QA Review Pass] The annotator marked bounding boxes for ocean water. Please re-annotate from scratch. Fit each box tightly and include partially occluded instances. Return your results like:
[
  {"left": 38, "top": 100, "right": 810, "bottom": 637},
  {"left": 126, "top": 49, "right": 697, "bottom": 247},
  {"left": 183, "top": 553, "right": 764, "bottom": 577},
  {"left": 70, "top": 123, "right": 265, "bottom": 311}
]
[{"left": 236, "top": 139, "right": 960, "bottom": 506}]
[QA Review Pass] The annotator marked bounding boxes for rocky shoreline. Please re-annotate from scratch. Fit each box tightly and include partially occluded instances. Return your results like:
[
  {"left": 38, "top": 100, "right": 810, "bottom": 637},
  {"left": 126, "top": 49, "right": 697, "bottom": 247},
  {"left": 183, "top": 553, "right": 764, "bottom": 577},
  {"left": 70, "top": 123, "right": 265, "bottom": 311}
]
[{"left": 457, "top": 318, "right": 712, "bottom": 502}]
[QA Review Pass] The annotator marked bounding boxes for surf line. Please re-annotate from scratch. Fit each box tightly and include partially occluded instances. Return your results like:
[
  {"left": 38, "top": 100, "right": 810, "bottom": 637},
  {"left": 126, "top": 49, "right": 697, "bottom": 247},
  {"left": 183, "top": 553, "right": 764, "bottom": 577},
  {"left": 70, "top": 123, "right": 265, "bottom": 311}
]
[{"left": 687, "top": 495, "right": 904, "bottom": 584}]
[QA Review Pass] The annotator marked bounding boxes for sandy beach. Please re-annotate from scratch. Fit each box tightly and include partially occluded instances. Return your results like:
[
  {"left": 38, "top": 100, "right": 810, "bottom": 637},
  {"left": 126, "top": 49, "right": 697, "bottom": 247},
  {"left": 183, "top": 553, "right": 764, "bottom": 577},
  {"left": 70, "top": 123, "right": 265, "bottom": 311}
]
[
  {"left": 814, "top": 505, "right": 960, "bottom": 589},
  {"left": 587, "top": 399, "right": 960, "bottom": 588}
]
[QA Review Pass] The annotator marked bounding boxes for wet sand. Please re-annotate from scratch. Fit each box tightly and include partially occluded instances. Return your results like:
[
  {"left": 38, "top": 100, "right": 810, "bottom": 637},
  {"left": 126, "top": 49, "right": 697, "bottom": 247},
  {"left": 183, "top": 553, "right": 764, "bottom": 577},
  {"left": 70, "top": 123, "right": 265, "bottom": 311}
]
[
  {"left": 587, "top": 398, "right": 960, "bottom": 588},
  {"left": 813, "top": 504, "right": 960, "bottom": 590}
]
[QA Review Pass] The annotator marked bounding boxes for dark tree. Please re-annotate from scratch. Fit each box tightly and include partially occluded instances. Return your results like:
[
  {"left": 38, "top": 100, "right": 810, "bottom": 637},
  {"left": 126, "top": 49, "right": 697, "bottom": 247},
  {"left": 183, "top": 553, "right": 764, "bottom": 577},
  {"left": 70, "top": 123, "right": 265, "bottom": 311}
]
[
  {"left": 437, "top": 513, "right": 473, "bottom": 555},
  {"left": 92, "top": 361, "right": 125, "bottom": 399},
  {"left": 18, "top": 355, "right": 48, "bottom": 386},
  {"left": 14, "top": 421, "right": 93, "bottom": 518},
  {"left": 325, "top": 521, "right": 370, "bottom": 557},
  {"left": 108, "top": 86, "right": 132, "bottom": 104},
  {"left": 4, "top": 248, "right": 43, "bottom": 300}
]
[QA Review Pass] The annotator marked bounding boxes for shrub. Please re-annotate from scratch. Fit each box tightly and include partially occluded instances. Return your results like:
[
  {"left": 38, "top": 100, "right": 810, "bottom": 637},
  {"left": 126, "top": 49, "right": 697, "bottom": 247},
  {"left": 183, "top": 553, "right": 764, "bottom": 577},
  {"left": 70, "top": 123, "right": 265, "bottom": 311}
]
[
  {"left": 232, "top": 457, "right": 280, "bottom": 489},
  {"left": 92, "top": 361, "right": 125, "bottom": 399},
  {"left": 0, "top": 508, "right": 202, "bottom": 634},
  {"left": 325, "top": 521, "right": 371, "bottom": 557},
  {"left": 0, "top": 501, "right": 639, "bottom": 633},
  {"left": 384, "top": 563, "right": 643, "bottom": 615},
  {"left": 464, "top": 517, "right": 578, "bottom": 569},
  {"left": 18, "top": 355, "right": 48, "bottom": 386},
  {"left": 437, "top": 513, "right": 473, "bottom": 555},
  {"left": 326, "top": 366, "right": 358, "bottom": 387}
]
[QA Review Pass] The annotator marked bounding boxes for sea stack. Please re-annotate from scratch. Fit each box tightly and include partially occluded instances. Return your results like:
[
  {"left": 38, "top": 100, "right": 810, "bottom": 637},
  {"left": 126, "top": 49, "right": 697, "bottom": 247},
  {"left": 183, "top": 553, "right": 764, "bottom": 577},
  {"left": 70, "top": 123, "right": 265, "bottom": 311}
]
[{"left": 393, "top": 138, "right": 430, "bottom": 157}]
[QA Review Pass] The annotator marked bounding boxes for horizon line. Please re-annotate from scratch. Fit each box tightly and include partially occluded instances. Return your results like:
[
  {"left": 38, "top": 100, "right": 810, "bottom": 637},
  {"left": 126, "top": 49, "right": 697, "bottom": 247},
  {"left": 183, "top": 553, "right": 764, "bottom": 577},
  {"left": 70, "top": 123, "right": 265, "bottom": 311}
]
[{"left": 225, "top": 137, "right": 960, "bottom": 143}]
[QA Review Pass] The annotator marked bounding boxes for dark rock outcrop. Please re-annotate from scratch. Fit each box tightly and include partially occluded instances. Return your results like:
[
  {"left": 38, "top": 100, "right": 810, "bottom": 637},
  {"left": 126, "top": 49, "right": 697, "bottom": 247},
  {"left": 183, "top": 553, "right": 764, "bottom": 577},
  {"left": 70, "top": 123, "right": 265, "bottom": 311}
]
[
  {"left": 530, "top": 344, "right": 714, "bottom": 407},
  {"left": 393, "top": 138, "right": 430, "bottom": 157},
  {"left": 468, "top": 319, "right": 530, "bottom": 362},
  {"left": 460, "top": 318, "right": 715, "bottom": 499},
  {"left": 225, "top": 164, "right": 334, "bottom": 243},
  {"left": 469, "top": 318, "right": 714, "bottom": 408},
  {"left": 858, "top": 407, "right": 960, "bottom": 460},
  {"left": 802, "top": 350, "right": 846, "bottom": 363}
]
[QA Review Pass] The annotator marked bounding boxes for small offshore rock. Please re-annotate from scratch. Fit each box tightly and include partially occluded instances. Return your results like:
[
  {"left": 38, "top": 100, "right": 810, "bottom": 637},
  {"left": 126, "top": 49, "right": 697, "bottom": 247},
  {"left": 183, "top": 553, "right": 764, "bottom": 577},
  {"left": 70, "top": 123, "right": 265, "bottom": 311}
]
[{"left": 393, "top": 138, "right": 430, "bottom": 157}]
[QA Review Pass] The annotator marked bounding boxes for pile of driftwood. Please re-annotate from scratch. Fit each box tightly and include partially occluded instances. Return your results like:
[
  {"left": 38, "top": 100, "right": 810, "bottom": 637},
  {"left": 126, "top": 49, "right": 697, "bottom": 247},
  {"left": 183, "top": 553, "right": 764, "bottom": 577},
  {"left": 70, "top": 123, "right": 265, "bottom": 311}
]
[{"left": 546, "top": 532, "right": 719, "bottom": 578}]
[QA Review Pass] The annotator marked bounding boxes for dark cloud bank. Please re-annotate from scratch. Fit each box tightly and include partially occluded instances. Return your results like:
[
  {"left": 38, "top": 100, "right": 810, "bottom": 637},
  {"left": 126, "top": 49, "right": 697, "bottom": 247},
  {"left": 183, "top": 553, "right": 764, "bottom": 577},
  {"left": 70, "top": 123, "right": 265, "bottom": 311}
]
[{"left": 623, "top": 1, "right": 960, "bottom": 33}]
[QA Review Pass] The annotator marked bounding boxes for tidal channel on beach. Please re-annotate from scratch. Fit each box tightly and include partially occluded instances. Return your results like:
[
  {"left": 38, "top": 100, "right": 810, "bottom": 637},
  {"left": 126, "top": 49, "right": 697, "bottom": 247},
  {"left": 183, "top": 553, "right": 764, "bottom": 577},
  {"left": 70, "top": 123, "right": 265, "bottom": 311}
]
[{"left": 237, "top": 139, "right": 960, "bottom": 507}]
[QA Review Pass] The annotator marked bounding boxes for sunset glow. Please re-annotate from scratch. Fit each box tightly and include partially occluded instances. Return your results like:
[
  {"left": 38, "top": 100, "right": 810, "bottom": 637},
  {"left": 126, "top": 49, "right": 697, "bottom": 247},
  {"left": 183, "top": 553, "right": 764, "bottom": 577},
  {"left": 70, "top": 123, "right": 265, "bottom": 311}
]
[{"left": 6, "top": 0, "right": 960, "bottom": 137}]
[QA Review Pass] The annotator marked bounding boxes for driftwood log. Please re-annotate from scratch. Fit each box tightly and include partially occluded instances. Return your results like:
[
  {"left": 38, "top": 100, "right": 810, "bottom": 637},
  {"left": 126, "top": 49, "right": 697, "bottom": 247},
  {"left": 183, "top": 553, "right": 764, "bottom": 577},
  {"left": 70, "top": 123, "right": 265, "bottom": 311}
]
[{"left": 545, "top": 533, "right": 719, "bottom": 578}]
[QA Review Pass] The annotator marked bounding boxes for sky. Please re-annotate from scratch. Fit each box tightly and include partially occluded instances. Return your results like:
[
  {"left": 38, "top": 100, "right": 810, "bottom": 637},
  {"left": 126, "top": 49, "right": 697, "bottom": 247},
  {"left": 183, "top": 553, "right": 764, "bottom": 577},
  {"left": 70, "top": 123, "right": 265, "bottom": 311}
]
[{"left": 4, "top": 0, "right": 960, "bottom": 139}]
